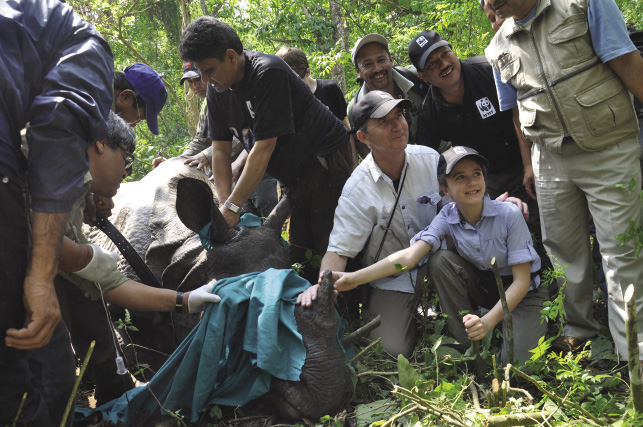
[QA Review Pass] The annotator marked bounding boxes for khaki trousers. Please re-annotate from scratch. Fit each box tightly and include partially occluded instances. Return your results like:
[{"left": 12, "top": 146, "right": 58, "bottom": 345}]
[
  {"left": 428, "top": 250, "right": 548, "bottom": 365},
  {"left": 533, "top": 137, "right": 643, "bottom": 359}
]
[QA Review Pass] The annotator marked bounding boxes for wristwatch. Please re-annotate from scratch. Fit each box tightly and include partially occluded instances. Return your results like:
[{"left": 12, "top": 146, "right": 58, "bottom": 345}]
[
  {"left": 224, "top": 199, "right": 242, "bottom": 214},
  {"left": 175, "top": 292, "right": 184, "bottom": 313}
]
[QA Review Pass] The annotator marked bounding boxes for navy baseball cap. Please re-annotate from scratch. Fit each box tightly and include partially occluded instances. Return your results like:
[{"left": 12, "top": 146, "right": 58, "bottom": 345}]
[
  {"left": 123, "top": 63, "right": 168, "bottom": 135},
  {"left": 351, "top": 90, "right": 412, "bottom": 131},
  {"left": 438, "top": 146, "right": 489, "bottom": 176},
  {"left": 408, "top": 30, "right": 451, "bottom": 71},
  {"left": 180, "top": 61, "right": 201, "bottom": 85}
]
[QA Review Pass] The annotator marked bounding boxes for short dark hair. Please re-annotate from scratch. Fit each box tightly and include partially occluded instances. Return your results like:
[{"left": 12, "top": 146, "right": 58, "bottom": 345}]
[
  {"left": 107, "top": 111, "right": 136, "bottom": 154},
  {"left": 438, "top": 160, "right": 488, "bottom": 196},
  {"left": 113, "top": 71, "right": 146, "bottom": 108},
  {"left": 179, "top": 17, "right": 243, "bottom": 63},
  {"left": 275, "top": 46, "right": 309, "bottom": 78}
]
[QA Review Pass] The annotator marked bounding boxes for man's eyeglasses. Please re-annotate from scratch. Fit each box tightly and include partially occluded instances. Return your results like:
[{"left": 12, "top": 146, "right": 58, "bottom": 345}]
[{"left": 115, "top": 141, "right": 136, "bottom": 169}]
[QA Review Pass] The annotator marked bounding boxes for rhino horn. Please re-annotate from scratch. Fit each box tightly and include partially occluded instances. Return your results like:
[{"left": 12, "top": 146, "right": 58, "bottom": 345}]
[
  {"left": 262, "top": 195, "right": 291, "bottom": 233},
  {"left": 209, "top": 199, "right": 236, "bottom": 244}
]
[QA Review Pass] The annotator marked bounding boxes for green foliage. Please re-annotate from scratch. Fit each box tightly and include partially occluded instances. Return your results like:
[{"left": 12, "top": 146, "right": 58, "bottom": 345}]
[
  {"left": 291, "top": 246, "right": 322, "bottom": 274},
  {"left": 394, "top": 263, "right": 407, "bottom": 272},
  {"left": 66, "top": 0, "right": 502, "bottom": 180},
  {"left": 114, "top": 309, "right": 138, "bottom": 332},
  {"left": 208, "top": 405, "right": 222, "bottom": 419},
  {"left": 397, "top": 355, "right": 420, "bottom": 390},
  {"left": 540, "top": 257, "right": 568, "bottom": 332},
  {"left": 66, "top": 0, "right": 643, "bottom": 185}
]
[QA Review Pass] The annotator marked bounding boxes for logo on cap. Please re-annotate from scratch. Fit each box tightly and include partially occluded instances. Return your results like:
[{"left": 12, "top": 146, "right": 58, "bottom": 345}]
[
  {"left": 453, "top": 146, "right": 468, "bottom": 155},
  {"left": 183, "top": 61, "right": 193, "bottom": 71},
  {"left": 416, "top": 36, "right": 428, "bottom": 47}
]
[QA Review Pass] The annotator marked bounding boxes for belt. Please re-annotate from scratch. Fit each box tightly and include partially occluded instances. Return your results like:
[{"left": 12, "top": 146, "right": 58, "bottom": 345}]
[{"left": 94, "top": 216, "right": 162, "bottom": 288}]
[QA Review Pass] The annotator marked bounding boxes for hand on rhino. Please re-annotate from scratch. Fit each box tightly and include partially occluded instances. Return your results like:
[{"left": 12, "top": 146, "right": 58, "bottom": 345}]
[
  {"left": 297, "top": 269, "right": 367, "bottom": 307},
  {"left": 187, "top": 282, "right": 221, "bottom": 313},
  {"left": 296, "top": 272, "right": 343, "bottom": 307}
]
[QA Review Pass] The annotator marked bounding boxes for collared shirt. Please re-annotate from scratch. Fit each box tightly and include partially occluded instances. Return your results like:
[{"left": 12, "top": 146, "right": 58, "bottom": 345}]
[
  {"left": 416, "top": 56, "right": 521, "bottom": 173},
  {"left": 328, "top": 145, "right": 441, "bottom": 293},
  {"left": 206, "top": 50, "right": 348, "bottom": 185},
  {"left": 412, "top": 196, "right": 541, "bottom": 288}
]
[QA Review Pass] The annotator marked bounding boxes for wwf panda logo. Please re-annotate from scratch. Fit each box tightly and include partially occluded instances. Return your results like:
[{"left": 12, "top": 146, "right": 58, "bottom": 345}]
[{"left": 475, "top": 97, "right": 496, "bottom": 119}]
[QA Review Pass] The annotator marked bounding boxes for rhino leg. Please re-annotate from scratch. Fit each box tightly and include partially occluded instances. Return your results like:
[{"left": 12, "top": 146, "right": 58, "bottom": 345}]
[{"left": 269, "top": 271, "right": 350, "bottom": 420}]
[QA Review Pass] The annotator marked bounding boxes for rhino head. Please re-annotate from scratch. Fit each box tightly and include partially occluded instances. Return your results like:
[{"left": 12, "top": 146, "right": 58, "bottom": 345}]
[
  {"left": 101, "top": 159, "right": 291, "bottom": 367},
  {"left": 162, "top": 177, "right": 292, "bottom": 291}
]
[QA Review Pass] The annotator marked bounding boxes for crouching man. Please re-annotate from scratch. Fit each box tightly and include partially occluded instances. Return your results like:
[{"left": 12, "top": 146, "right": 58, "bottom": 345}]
[
  {"left": 298, "top": 91, "right": 529, "bottom": 358},
  {"left": 53, "top": 112, "right": 220, "bottom": 404}
]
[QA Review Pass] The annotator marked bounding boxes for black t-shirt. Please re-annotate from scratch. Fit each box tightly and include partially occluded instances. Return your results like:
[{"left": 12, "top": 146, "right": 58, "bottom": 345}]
[
  {"left": 206, "top": 50, "right": 348, "bottom": 185},
  {"left": 314, "top": 79, "right": 347, "bottom": 121},
  {"left": 416, "top": 56, "right": 521, "bottom": 174}
]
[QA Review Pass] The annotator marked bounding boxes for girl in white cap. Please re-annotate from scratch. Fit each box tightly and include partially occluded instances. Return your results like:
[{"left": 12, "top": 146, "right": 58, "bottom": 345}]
[{"left": 332, "top": 146, "right": 546, "bottom": 364}]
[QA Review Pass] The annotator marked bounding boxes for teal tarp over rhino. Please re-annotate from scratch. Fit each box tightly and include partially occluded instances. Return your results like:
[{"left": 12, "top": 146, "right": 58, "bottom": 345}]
[{"left": 76, "top": 268, "right": 312, "bottom": 424}]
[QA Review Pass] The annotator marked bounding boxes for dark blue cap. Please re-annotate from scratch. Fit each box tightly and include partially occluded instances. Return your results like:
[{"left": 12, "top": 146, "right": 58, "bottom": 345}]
[
  {"left": 180, "top": 61, "right": 201, "bottom": 85},
  {"left": 123, "top": 63, "right": 168, "bottom": 135}
]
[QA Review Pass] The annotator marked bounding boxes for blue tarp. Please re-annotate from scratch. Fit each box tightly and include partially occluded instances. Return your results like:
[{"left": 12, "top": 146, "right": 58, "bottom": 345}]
[{"left": 76, "top": 268, "right": 311, "bottom": 424}]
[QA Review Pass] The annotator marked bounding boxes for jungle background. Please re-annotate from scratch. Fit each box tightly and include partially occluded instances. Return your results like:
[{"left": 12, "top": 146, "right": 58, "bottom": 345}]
[{"left": 66, "top": 0, "right": 643, "bottom": 425}]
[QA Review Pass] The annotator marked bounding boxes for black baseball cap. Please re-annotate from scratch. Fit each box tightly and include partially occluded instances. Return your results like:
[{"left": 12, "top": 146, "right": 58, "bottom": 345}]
[
  {"left": 180, "top": 61, "right": 201, "bottom": 85},
  {"left": 351, "top": 90, "right": 412, "bottom": 131},
  {"left": 438, "top": 146, "right": 489, "bottom": 176},
  {"left": 408, "top": 30, "right": 451, "bottom": 71}
]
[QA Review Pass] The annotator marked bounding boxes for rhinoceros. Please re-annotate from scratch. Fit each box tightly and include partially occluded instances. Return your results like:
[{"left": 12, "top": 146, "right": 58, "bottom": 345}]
[
  {"left": 87, "top": 157, "right": 291, "bottom": 364},
  {"left": 86, "top": 157, "right": 352, "bottom": 422}
]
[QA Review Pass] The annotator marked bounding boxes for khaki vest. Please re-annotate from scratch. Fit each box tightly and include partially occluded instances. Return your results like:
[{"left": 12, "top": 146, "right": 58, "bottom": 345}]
[{"left": 485, "top": 0, "right": 638, "bottom": 152}]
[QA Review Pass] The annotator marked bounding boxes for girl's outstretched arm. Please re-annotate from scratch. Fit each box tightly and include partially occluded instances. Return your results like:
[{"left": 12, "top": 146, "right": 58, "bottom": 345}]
[
  {"left": 334, "top": 240, "right": 432, "bottom": 292},
  {"left": 463, "top": 262, "right": 531, "bottom": 341}
]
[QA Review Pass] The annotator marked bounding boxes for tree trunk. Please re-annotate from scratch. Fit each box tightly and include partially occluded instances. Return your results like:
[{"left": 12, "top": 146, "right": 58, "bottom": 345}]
[
  {"left": 177, "top": 0, "right": 200, "bottom": 138},
  {"left": 329, "top": 0, "right": 349, "bottom": 94}
]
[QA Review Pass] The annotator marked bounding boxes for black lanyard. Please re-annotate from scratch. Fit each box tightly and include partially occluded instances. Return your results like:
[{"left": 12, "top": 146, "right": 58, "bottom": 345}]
[{"left": 373, "top": 165, "right": 408, "bottom": 262}]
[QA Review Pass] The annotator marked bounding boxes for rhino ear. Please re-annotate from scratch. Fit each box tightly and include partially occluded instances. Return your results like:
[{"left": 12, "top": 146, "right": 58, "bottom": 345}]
[
  {"left": 209, "top": 199, "right": 234, "bottom": 244},
  {"left": 176, "top": 178, "right": 215, "bottom": 234},
  {"left": 263, "top": 194, "right": 291, "bottom": 233}
]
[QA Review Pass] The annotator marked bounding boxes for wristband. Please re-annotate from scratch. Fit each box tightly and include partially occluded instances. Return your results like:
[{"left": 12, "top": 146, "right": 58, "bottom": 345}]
[
  {"left": 224, "top": 199, "right": 242, "bottom": 214},
  {"left": 175, "top": 292, "right": 184, "bottom": 313}
]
